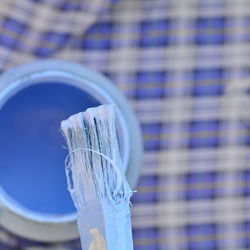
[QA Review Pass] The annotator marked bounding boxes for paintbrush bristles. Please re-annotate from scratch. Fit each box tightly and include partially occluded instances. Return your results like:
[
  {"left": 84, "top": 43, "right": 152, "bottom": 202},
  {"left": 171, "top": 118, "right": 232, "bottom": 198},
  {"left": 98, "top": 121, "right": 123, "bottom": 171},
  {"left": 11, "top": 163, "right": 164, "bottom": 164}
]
[{"left": 61, "top": 105, "right": 132, "bottom": 211}]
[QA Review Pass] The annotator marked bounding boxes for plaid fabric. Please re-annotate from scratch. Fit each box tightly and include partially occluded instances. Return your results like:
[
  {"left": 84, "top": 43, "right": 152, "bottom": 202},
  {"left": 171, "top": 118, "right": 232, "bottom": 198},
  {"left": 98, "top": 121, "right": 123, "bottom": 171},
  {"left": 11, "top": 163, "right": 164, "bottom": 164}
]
[{"left": 1, "top": 0, "right": 250, "bottom": 249}]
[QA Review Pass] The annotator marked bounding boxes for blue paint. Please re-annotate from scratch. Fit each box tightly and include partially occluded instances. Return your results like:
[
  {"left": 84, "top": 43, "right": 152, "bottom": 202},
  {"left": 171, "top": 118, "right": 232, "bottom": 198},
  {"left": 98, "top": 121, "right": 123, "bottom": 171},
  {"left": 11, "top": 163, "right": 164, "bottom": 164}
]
[{"left": 0, "top": 82, "right": 100, "bottom": 215}]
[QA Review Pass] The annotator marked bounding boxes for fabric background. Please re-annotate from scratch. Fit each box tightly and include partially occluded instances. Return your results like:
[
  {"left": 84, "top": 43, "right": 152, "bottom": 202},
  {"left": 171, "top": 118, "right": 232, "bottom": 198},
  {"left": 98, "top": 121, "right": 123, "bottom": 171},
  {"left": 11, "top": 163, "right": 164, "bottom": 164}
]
[{"left": 0, "top": 0, "right": 250, "bottom": 249}]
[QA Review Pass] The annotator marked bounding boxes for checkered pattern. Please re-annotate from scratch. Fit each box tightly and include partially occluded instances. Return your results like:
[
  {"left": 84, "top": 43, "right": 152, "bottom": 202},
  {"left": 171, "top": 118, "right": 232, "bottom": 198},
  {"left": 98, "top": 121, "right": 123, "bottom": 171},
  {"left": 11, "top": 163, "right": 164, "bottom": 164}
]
[{"left": 1, "top": 0, "right": 250, "bottom": 249}]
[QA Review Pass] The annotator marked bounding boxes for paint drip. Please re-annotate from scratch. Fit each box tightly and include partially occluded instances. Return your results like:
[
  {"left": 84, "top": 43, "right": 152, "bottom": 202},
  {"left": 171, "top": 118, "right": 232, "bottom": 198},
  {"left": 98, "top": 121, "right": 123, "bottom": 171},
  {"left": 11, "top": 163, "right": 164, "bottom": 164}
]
[{"left": 61, "top": 104, "right": 134, "bottom": 250}]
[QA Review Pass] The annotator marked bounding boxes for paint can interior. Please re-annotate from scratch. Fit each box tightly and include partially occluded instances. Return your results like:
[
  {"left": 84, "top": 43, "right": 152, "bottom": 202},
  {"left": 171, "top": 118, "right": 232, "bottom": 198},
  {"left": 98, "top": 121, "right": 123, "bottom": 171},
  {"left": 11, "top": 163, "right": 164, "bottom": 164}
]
[{"left": 0, "top": 60, "right": 142, "bottom": 242}]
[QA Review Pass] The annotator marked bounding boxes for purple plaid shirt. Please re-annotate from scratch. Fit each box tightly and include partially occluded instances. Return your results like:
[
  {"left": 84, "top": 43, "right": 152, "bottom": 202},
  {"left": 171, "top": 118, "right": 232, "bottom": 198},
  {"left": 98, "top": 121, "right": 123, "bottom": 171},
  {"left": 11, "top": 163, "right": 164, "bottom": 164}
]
[{"left": 1, "top": 0, "right": 250, "bottom": 249}]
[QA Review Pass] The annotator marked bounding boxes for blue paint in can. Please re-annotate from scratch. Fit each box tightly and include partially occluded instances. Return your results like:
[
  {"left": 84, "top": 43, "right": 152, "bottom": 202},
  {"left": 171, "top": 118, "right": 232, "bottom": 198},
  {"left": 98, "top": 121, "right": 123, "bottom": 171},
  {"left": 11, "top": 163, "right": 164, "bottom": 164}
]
[{"left": 0, "top": 82, "right": 100, "bottom": 215}]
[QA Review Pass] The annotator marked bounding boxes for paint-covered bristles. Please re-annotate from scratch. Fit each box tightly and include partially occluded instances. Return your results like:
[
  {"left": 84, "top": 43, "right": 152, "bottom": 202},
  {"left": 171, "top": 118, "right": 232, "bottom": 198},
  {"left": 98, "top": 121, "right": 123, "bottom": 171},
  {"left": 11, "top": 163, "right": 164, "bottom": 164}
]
[{"left": 60, "top": 105, "right": 132, "bottom": 211}]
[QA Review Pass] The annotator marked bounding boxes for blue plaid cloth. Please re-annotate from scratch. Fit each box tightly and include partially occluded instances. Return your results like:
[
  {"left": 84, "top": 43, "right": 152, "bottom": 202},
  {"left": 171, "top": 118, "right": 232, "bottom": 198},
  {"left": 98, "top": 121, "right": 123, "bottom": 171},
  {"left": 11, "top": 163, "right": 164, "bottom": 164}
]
[{"left": 1, "top": 0, "right": 250, "bottom": 249}]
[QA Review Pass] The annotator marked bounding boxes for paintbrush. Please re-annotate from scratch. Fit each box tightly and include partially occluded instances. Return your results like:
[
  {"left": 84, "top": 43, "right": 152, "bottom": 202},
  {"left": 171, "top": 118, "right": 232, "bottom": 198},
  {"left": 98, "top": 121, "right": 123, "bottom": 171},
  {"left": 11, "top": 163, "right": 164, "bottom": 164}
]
[{"left": 61, "top": 104, "right": 134, "bottom": 250}]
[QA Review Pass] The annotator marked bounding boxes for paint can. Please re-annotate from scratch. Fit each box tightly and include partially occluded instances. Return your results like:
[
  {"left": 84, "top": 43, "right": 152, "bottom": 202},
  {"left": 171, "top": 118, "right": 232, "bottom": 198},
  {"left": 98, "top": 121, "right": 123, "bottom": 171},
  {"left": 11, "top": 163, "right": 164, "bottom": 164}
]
[{"left": 0, "top": 60, "right": 142, "bottom": 242}]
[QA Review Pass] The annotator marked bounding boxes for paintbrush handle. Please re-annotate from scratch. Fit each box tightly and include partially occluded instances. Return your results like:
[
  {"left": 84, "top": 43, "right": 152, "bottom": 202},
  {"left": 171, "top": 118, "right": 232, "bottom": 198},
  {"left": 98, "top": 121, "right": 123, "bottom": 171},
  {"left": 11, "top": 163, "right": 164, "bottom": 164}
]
[
  {"left": 103, "top": 201, "right": 133, "bottom": 250},
  {"left": 77, "top": 200, "right": 133, "bottom": 250},
  {"left": 77, "top": 201, "right": 106, "bottom": 250}
]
